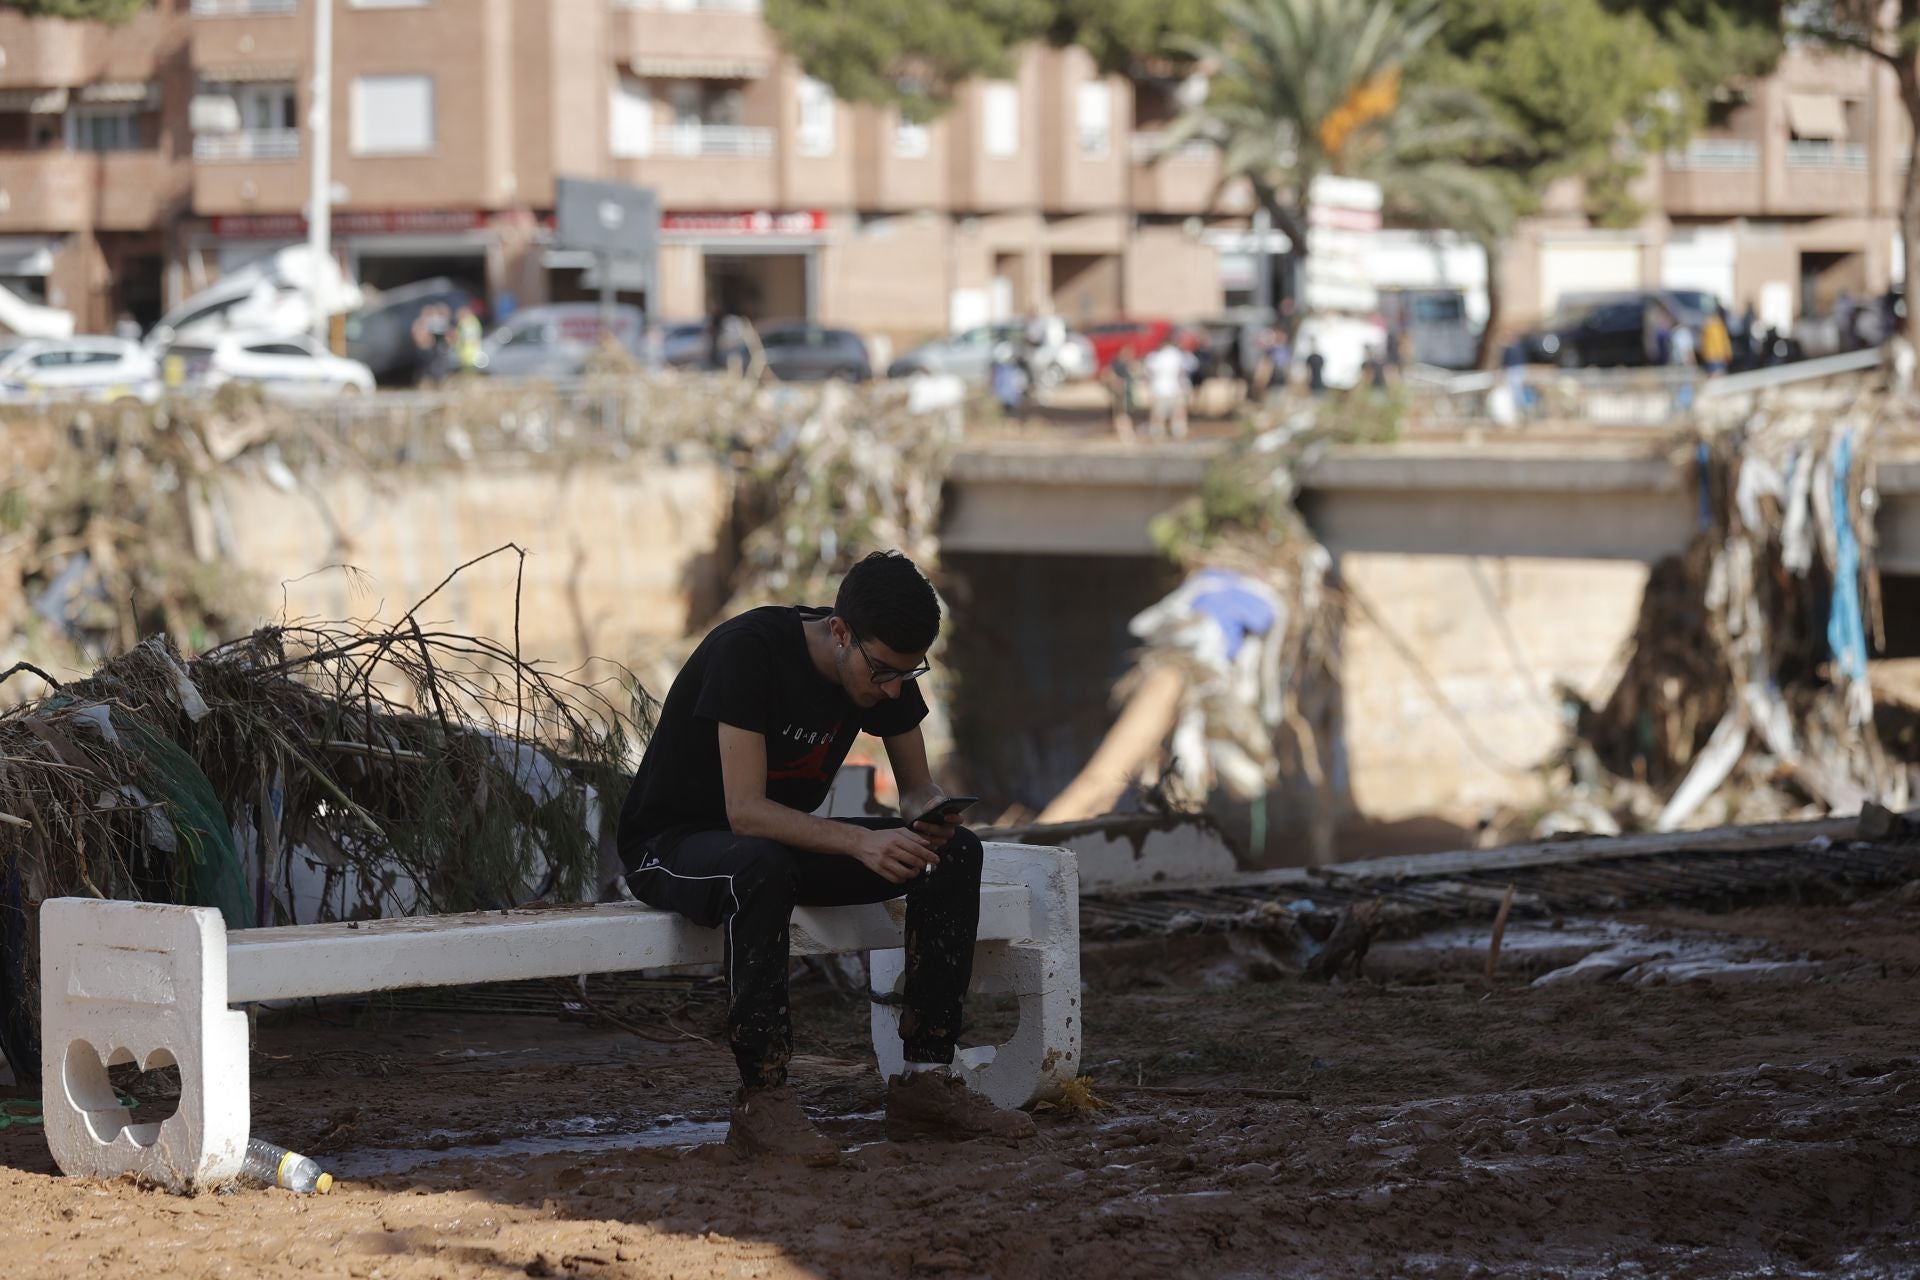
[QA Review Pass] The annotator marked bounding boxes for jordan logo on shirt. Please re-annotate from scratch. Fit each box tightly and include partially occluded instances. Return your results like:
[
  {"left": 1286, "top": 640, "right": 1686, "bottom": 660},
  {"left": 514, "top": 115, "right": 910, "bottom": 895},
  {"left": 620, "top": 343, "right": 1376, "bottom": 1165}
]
[{"left": 768, "top": 719, "right": 843, "bottom": 782}]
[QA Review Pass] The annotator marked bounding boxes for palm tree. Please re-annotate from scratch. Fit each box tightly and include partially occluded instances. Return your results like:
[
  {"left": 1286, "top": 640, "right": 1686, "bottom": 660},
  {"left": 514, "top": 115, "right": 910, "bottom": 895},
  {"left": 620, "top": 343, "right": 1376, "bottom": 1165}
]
[{"left": 1159, "top": 0, "right": 1515, "bottom": 327}]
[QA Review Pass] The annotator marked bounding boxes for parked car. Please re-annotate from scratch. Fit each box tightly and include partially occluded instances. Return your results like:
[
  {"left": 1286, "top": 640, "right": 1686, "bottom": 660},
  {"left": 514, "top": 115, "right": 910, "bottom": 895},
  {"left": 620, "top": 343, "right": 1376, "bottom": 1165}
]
[
  {"left": 165, "top": 331, "right": 375, "bottom": 399},
  {"left": 654, "top": 315, "right": 749, "bottom": 370},
  {"left": 1080, "top": 318, "right": 1205, "bottom": 371},
  {"left": 887, "top": 321, "right": 1094, "bottom": 387},
  {"left": 1517, "top": 290, "right": 1712, "bottom": 368},
  {"left": 345, "top": 277, "right": 483, "bottom": 386},
  {"left": 480, "top": 303, "right": 646, "bottom": 378},
  {"left": 0, "top": 336, "right": 161, "bottom": 406},
  {"left": 739, "top": 321, "right": 871, "bottom": 382}
]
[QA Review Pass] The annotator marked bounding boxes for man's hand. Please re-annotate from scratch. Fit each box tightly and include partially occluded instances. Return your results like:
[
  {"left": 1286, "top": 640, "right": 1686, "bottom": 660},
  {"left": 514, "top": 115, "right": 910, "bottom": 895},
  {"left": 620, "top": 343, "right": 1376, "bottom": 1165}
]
[
  {"left": 902, "top": 786, "right": 965, "bottom": 848},
  {"left": 852, "top": 824, "right": 938, "bottom": 885}
]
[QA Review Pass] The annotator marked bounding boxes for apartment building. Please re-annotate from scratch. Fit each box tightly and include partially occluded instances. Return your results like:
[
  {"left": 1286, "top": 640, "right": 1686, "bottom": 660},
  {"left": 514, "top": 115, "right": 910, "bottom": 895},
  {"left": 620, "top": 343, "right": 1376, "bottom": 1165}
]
[
  {"left": 0, "top": 0, "right": 1250, "bottom": 340},
  {"left": 5, "top": 4, "right": 1898, "bottom": 343},
  {"left": 0, "top": 2, "right": 192, "bottom": 331},
  {"left": 1496, "top": 43, "right": 1910, "bottom": 336}
]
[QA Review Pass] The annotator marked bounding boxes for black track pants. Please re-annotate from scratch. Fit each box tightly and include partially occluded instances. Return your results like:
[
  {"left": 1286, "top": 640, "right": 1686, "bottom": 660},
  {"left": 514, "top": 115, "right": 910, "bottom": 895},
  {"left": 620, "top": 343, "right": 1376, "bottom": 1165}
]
[{"left": 627, "top": 817, "right": 985, "bottom": 1088}]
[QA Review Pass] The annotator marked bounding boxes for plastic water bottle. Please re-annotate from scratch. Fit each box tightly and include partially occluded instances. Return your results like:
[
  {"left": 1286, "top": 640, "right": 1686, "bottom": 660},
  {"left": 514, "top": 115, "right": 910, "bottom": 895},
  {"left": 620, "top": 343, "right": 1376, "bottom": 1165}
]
[{"left": 241, "top": 1139, "right": 334, "bottom": 1194}]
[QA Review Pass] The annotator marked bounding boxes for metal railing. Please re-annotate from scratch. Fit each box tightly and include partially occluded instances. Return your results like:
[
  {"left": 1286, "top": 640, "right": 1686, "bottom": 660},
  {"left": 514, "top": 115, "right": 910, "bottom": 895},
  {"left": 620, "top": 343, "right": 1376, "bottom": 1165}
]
[
  {"left": 1663, "top": 139, "right": 1760, "bottom": 171},
  {"left": 1786, "top": 140, "right": 1869, "bottom": 171},
  {"left": 193, "top": 128, "right": 302, "bottom": 161},
  {"left": 653, "top": 123, "right": 773, "bottom": 157},
  {"left": 612, "top": 0, "right": 761, "bottom": 10},
  {"left": 1129, "top": 131, "right": 1214, "bottom": 163},
  {"left": 1409, "top": 346, "right": 1886, "bottom": 428},
  {"left": 191, "top": 0, "right": 298, "bottom": 15}
]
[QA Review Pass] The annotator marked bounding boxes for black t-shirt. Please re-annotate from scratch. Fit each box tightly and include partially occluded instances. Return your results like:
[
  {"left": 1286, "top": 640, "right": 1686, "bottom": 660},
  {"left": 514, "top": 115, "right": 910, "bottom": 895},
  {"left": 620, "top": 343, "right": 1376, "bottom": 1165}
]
[{"left": 617, "top": 605, "right": 928, "bottom": 861}]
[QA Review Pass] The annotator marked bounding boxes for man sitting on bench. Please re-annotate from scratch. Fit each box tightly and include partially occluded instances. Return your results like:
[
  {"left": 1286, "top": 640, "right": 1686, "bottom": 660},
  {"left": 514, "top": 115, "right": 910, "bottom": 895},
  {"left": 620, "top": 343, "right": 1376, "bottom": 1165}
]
[{"left": 618, "top": 550, "right": 1035, "bottom": 1160}]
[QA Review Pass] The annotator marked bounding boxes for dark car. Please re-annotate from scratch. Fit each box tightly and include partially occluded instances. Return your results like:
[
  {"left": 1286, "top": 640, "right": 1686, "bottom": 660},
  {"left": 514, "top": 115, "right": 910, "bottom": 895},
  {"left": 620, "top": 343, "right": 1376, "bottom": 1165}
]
[
  {"left": 736, "top": 321, "right": 871, "bottom": 382},
  {"left": 1518, "top": 290, "right": 1712, "bottom": 368},
  {"left": 655, "top": 316, "right": 749, "bottom": 370},
  {"left": 344, "top": 277, "right": 482, "bottom": 386}
]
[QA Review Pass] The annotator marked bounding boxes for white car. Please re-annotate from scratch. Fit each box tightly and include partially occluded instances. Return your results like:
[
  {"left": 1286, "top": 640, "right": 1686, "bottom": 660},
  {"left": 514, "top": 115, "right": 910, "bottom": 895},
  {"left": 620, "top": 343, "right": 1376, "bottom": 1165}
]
[
  {"left": 166, "top": 331, "right": 375, "bottom": 400},
  {"left": 0, "top": 336, "right": 162, "bottom": 406}
]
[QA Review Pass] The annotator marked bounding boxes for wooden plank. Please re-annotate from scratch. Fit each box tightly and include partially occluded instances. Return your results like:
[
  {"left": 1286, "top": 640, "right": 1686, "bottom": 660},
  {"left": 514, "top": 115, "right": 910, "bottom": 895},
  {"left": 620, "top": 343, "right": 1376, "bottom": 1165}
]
[{"left": 226, "top": 884, "right": 1032, "bottom": 1004}]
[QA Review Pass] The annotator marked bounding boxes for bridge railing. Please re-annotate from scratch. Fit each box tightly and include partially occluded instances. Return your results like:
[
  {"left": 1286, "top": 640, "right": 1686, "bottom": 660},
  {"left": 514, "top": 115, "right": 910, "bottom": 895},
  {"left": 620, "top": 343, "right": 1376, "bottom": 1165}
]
[{"left": 1408, "top": 347, "right": 1886, "bottom": 427}]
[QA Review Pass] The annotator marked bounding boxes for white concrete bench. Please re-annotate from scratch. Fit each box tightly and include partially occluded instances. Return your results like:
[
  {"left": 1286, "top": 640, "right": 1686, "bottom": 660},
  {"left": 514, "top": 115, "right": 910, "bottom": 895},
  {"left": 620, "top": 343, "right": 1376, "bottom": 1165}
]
[{"left": 39, "top": 842, "right": 1079, "bottom": 1192}]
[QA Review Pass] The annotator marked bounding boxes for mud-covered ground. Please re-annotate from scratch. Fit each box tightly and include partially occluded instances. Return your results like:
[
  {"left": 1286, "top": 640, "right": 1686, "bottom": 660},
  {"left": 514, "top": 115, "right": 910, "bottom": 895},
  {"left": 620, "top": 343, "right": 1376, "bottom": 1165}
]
[{"left": 2, "top": 893, "right": 1917, "bottom": 1279}]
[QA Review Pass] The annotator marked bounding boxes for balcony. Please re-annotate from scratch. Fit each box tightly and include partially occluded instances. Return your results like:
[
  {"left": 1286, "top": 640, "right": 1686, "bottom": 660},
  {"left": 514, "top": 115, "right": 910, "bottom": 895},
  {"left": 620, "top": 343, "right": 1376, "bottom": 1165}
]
[
  {"left": 0, "top": 15, "right": 90, "bottom": 87},
  {"left": 1786, "top": 140, "right": 1869, "bottom": 170},
  {"left": 610, "top": 125, "right": 778, "bottom": 206},
  {"left": 651, "top": 123, "right": 772, "bottom": 156},
  {"left": 194, "top": 128, "right": 302, "bottom": 162},
  {"left": 613, "top": 0, "right": 760, "bottom": 9},
  {"left": 1662, "top": 138, "right": 1763, "bottom": 216},
  {"left": 610, "top": 0, "right": 775, "bottom": 74},
  {"left": 191, "top": 0, "right": 298, "bottom": 14},
  {"left": 0, "top": 150, "right": 184, "bottom": 232},
  {"left": 1664, "top": 139, "right": 1760, "bottom": 170},
  {"left": 1130, "top": 130, "right": 1223, "bottom": 215}
]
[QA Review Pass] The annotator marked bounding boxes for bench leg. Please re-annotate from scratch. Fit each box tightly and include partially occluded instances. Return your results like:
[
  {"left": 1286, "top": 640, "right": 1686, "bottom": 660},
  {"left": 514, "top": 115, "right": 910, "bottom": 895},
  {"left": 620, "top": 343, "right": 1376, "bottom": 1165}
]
[
  {"left": 869, "top": 843, "right": 1080, "bottom": 1111},
  {"left": 39, "top": 899, "right": 250, "bottom": 1192}
]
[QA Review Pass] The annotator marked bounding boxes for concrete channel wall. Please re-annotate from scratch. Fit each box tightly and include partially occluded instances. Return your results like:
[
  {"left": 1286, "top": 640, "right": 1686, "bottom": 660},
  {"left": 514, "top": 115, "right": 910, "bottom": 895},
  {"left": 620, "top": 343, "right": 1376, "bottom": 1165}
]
[
  {"left": 211, "top": 444, "right": 1655, "bottom": 856},
  {"left": 220, "top": 456, "right": 736, "bottom": 664}
]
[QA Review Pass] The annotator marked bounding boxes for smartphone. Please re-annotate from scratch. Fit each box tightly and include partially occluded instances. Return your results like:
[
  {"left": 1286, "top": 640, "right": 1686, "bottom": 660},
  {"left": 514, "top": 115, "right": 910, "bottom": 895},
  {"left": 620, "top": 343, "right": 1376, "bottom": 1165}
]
[{"left": 909, "top": 795, "right": 979, "bottom": 828}]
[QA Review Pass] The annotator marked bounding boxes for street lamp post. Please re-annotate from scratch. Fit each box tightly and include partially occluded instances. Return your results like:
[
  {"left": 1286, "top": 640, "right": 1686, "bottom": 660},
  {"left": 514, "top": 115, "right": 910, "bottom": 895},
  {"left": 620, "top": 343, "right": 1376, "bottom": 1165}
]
[{"left": 308, "top": 0, "right": 333, "bottom": 345}]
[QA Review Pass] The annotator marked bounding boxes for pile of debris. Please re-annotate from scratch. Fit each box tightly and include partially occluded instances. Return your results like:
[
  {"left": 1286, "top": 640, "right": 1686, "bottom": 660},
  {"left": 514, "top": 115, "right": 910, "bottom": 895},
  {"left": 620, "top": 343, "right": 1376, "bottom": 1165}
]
[
  {"left": 0, "top": 572, "right": 649, "bottom": 1079},
  {"left": 1527, "top": 398, "right": 1915, "bottom": 838},
  {"left": 1037, "top": 405, "right": 1359, "bottom": 859}
]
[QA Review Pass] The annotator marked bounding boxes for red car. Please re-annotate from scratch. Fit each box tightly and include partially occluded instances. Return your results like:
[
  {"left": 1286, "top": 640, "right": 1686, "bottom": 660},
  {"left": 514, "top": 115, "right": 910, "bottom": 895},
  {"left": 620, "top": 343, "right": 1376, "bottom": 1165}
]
[{"left": 1081, "top": 318, "right": 1206, "bottom": 370}]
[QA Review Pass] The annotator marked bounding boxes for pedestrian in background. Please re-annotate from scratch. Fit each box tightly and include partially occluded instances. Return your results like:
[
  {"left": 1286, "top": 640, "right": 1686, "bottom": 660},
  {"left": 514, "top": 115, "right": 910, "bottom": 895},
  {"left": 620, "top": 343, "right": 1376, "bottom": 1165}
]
[
  {"left": 1105, "top": 345, "right": 1140, "bottom": 440},
  {"left": 990, "top": 343, "right": 1027, "bottom": 420},
  {"left": 1700, "top": 306, "right": 1733, "bottom": 375},
  {"left": 1143, "top": 337, "right": 1192, "bottom": 439},
  {"left": 1304, "top": 345, "right": 1327, "bottom": 396},
  {"left": 453, "top": 301, "right": 485, "bottom": 374}
]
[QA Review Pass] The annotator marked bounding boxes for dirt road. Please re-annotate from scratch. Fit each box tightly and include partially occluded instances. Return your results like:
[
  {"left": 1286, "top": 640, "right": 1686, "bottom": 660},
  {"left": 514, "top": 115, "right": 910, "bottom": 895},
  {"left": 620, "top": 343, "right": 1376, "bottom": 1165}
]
[{"left": 1, "top": 895, "right": 1916, "bottom": 1278}]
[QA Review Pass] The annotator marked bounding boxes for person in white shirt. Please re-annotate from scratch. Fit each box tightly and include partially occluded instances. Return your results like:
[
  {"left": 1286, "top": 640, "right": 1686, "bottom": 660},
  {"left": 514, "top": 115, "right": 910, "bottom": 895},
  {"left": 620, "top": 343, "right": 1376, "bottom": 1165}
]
[{"left": 1143, "top": 338, "right": 1193, "bottom": 439}]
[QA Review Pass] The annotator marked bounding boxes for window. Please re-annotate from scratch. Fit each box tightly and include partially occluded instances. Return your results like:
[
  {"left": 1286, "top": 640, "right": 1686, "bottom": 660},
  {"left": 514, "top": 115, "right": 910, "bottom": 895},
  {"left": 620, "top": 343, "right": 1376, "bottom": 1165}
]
[
  {"left": 894, "top": 118, "right": 929, "bottom": 159},
  {"left": 351, "top": 74, "right": 434, "bottom": 155},
  {"left": 610, "top": 73, "right": 653, "bottom": 158},
  {"left": 246, "top": 343, "right": 314, "bottom": 357},
  {"left": 68, "top": 108, "right": 142, "bottom": 152},
  {"left": 982, "top": 80, "right": 1018, "bottom": 157},
  {"left": 796, "top": 76, "right": 835, "bottom": 157},
  {"left": 235, "top": 83, "right": 298, "bottom": 131},
  {"left": 1075, "top": 81, "right": 1110, "bottom": 158}
]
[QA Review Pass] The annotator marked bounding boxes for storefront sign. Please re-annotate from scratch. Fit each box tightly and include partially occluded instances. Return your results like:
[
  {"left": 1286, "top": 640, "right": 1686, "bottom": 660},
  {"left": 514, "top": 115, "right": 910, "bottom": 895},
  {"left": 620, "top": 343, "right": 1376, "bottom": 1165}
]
[
  {"left": 660, "top": 210, "right": 826, "bottom": 236},
  {"left": 209, "top": 210, "right": 490, "bottom": 239}
]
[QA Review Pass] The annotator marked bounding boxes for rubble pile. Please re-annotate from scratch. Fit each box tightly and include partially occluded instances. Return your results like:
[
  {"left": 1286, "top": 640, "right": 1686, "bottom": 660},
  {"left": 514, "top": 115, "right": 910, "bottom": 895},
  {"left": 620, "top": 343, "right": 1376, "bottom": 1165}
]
[
  {"left": 0, "top": 588, "right": 649, "bottom": 1081},
  {"left": 1039, "top": 408, "right": 1353, "bottom": 859},
  {"left": 1526, "top": 399, "right": 1915, "bottom": 838}
]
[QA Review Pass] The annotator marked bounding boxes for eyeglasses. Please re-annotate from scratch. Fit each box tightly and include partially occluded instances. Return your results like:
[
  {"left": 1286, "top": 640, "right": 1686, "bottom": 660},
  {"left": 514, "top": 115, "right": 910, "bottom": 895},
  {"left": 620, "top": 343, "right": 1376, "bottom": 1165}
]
[{"left": 850, "top": 632, "right": 930, "bottom": 685}]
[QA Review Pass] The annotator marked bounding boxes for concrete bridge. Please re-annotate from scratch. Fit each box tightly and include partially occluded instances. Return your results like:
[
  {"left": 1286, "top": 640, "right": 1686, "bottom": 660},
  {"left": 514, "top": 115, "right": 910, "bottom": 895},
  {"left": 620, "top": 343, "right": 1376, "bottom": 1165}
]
[{"left": 941, "top": 437, "right": 1920, "bottom": 573}]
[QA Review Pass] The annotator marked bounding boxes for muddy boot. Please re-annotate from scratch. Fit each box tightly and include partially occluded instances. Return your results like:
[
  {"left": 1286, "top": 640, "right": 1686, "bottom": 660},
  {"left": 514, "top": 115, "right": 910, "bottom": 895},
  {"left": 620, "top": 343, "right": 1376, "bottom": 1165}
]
[
  {"left": 885, "top": 1069, "right": 1037, "bottom": 1142},
  {"left": 726, "top": 1085, "right": 840, "bottom": 1165}
]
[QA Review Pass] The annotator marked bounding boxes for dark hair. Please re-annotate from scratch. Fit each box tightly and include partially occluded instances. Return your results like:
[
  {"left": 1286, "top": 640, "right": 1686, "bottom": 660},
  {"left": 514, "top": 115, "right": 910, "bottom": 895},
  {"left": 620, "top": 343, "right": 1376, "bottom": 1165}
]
[{"left": 835, "top": 551, "right": 940, "bottom": 654}]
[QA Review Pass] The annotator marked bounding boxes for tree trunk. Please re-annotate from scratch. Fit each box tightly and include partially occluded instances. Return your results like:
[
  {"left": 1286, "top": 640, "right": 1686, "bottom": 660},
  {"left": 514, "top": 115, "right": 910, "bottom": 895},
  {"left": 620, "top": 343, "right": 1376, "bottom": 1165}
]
[{"left": 1476, "top": 240, "right": 1505, "bottom": 371}]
